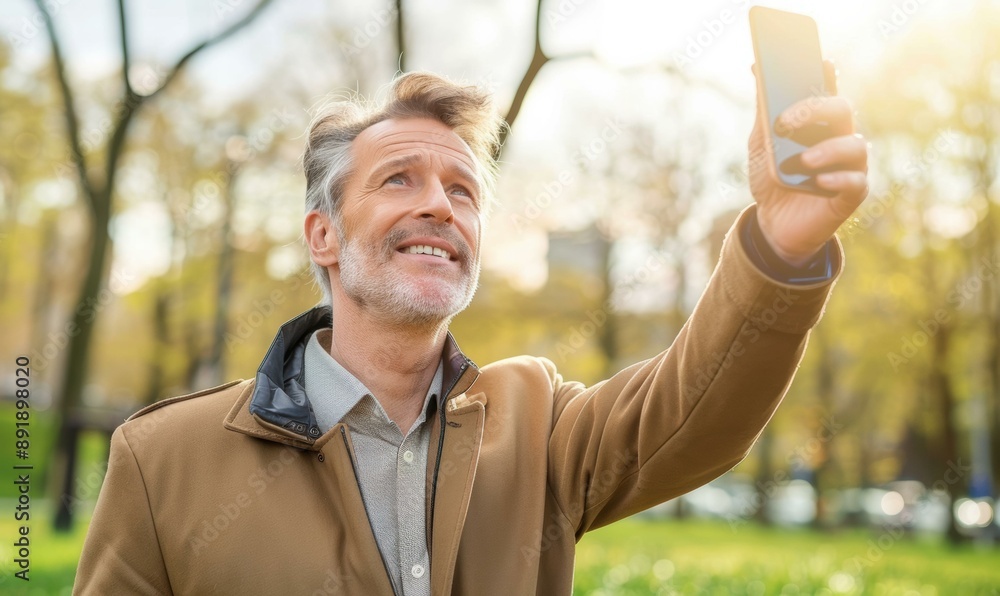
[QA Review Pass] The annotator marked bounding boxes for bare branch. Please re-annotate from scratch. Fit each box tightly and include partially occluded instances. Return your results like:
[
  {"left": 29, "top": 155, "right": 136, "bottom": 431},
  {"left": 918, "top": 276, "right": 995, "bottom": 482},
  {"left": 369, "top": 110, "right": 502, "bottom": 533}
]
[
  {"left": 496, "top": 0, "right": 749, "bottom": 161},
  {"left": 32, "top": 0, "right": 94, "bottom": 202},
  {"left": 100, "top": 0, "right": 277, "bottom": 202},
  {"left": 618, "top": 61, "right": 751, "bottom": 108},
  {"left": 395, "top": 0, "right": 406, "bottom": 72},
  {"left": 146, "top": 0, "right": 277, "bottom": 101},
  {"left": 117, "top": 0, "right": 135, "bottom": 99},
  {"left": 497, "top": 0, "right": 550, "bottom": 158}
]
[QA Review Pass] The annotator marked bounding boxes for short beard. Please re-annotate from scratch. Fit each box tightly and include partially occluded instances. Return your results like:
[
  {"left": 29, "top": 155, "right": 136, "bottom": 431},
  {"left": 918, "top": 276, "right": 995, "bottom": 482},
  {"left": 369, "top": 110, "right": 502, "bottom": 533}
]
[{"left": 336, "top": 220, "right": 480, "bottom": 327}]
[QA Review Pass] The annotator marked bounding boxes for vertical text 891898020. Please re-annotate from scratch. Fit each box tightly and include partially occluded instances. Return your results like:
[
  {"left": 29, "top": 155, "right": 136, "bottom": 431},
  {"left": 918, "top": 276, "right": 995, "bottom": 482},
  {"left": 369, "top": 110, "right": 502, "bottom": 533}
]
[{"left": 13, "top": 355, "right": 32, "bottom": 582}]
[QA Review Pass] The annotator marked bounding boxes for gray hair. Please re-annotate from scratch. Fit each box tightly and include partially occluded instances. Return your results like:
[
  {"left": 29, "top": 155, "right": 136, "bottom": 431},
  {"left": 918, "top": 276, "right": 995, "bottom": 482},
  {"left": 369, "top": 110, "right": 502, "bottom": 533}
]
[{"left": 302, "top": 71, "right": 506, "bottom": 304}]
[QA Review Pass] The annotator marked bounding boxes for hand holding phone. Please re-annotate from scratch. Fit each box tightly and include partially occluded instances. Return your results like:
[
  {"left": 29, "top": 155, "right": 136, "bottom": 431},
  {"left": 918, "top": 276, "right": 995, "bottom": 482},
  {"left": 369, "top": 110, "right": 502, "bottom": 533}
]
[
  {"left": 750, "top": 6, "right": 833, "bottom": 195},
  {"left": 745, "top": 7, "right": 869, "bottom": 266}
]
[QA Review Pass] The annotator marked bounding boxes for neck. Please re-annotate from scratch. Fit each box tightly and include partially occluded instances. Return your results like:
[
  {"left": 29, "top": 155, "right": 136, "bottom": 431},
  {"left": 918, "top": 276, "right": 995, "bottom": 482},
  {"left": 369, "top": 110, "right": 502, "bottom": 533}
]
[{"left": 326, "top": 294, "right": 448, "bottom": 432}]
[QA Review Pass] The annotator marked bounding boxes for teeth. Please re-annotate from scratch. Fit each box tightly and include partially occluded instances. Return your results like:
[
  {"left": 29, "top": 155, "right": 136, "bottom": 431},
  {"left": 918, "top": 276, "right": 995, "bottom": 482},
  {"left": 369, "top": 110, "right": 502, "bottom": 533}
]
[{"left": 404, "top": 244, "right": 451, "bottom": 260}]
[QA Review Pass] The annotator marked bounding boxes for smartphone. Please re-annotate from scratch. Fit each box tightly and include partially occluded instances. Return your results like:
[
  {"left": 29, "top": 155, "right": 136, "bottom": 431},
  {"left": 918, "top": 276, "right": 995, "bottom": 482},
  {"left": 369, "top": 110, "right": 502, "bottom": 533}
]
[{"left": 749, "top": 7, "right": 831, "bottom": 195}]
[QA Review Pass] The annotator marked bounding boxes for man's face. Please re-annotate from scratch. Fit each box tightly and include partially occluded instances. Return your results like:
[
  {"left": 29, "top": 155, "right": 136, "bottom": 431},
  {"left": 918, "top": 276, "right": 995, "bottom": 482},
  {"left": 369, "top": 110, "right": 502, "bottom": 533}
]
[{"left": 332, "top": 117, "right": 483, "bottom": 325}]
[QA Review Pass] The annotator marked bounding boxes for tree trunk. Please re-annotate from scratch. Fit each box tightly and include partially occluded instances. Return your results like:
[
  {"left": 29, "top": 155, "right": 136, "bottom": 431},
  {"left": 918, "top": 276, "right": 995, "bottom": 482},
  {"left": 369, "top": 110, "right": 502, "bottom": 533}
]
[
  {"left": 144, "top": 291, "right": 170, "bottom": 405},
  {"left": 596, "top": 229, "right": 617, "bottom": 379},
  {"left": 754, "top": 429, "right": 774, "bottom": 525},
  {"left": 206, "top": 163, "right": 238, "bottom": 386},
  {"left": 811, "top": 329, "right": 835, "bottom": 529},
  {"left": 931, "top": 324, "right": 965, "bottom": 544},
  {"left": 29, "top": 214, "right": 58, "bottom": 370},
  {"left": 51, "top": 206, "right": 110, "bottom": 530}
]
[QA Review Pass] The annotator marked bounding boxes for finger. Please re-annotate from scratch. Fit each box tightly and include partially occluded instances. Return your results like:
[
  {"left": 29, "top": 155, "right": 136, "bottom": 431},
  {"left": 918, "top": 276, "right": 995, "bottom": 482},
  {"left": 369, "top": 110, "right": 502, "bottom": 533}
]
[
  {"left": 750, "top": 63, "right": 766, "bottom": 128},
  {"left": 815, "top": 170, "right": 868, "bottom": 199},
  {"left": 777, "top": 121, "right": 834, "bottom": 147},
  {"left": 823, "top": 60, "right": 838, "bottom": 96},
  {"left": 775, "top": 95, "right": 854, "bottom": 141},
  {"left": 800, "top": 134, "right": 868, "bottom": 173}
]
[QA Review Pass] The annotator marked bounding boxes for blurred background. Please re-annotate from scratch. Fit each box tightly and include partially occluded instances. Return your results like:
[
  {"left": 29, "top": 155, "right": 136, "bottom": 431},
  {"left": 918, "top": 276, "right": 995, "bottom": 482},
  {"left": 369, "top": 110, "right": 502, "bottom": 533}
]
[{"left": 1, "top": 0, "right": 999, "bottom": 593}]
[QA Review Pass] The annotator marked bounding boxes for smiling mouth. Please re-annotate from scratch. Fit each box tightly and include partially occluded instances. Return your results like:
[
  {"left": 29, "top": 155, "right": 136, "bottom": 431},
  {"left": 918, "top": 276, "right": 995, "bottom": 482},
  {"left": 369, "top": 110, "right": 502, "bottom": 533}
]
[{"left": 399, "top": 244, "right": 454, "bottom": 261}]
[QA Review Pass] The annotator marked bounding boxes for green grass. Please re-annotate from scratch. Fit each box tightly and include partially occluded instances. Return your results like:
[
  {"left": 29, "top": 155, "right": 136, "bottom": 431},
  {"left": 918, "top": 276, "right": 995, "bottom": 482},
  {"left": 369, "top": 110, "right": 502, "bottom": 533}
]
[
  {"left": 574, "top": 518, "right": 1000, "bottom": 595},
  {"left": 0, "top": 508, "right": 997, "bottom": 594},
  {"left": 0, "top": 502, "right": 89, "bottom": 595},
  {"left": 0, "top": 403, "right": 111, "bottom": 500}
]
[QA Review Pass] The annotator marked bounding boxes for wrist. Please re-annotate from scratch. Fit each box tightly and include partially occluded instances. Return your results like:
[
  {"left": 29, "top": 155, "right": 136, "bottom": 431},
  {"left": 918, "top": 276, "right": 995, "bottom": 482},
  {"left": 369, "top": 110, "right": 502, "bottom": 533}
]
[
  {"left": 755, "top": 214, "right": 824, "bottom": 267},
  {"left": 743, "top": 208, "right": 833, "bottom": 284}
]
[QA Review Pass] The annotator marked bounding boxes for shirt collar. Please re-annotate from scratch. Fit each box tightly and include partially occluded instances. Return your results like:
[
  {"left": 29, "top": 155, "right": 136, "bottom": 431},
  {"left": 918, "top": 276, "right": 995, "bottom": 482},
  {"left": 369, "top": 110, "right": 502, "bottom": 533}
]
[{"left": 303, "top": 328, "right": 443, "bottom": 433}]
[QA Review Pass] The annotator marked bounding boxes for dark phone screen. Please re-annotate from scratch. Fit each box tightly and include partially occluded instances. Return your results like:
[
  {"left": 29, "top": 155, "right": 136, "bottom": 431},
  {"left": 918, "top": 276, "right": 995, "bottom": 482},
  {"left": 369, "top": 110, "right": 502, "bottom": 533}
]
[{"left": 750, "top": 8, "right": 827, "bottom": 188}]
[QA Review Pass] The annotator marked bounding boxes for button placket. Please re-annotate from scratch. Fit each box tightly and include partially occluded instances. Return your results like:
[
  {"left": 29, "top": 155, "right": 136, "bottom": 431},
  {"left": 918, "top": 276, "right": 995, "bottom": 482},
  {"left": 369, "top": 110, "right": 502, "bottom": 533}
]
[{"left": 396, "top": 431, "right": 430, "bottom": 595}]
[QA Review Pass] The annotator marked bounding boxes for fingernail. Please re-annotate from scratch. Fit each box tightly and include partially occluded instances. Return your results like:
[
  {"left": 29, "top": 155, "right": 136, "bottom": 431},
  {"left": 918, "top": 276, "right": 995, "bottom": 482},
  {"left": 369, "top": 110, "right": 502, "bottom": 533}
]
[{"left": 803, "top": 149, "right": 823, "bottom": 166}]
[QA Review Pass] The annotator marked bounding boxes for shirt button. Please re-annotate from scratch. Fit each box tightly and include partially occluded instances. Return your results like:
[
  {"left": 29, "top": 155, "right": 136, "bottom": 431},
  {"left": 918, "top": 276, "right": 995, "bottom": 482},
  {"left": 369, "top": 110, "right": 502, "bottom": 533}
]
[
  {"left": 411, "top": 564, "right": 425, "bottom": 578},
  {"left": 403, "top": 450, "right": 414, "bottom": 463}
]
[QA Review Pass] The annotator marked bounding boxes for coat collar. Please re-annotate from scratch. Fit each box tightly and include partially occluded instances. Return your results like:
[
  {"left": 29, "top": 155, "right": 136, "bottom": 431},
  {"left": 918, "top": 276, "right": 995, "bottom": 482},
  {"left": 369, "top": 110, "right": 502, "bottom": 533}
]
[{"left": 224, "top": 305, "right": 480, "bottom": 448}]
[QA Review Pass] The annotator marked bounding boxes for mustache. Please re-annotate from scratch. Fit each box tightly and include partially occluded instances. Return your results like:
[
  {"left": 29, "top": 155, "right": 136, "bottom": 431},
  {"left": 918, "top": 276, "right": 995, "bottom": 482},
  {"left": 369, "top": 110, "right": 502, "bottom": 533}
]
[{"left": 382, "top": 223, "right": 474, "bottom": 264}]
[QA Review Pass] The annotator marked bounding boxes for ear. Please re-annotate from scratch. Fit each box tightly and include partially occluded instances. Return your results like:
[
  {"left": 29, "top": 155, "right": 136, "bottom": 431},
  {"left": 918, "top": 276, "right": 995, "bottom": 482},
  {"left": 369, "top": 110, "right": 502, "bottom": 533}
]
[{"left": 304, "top": 210, "right": 340, "bottom": 268}]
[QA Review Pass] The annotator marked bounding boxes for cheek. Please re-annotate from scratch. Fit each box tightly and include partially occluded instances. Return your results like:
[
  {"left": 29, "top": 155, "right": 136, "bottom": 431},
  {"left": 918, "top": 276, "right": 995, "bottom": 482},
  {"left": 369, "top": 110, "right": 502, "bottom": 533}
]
[
  {"left": 345, "top": 204, "right": 396, "bottom": 241},
  {"left": 461, "top": 216, "right": 482, "bottom": 255}
]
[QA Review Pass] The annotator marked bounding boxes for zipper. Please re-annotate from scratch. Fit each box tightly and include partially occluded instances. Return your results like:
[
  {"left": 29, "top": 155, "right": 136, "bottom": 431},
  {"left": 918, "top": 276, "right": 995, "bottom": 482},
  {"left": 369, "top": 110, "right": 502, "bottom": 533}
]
[
  {"left": 426, "top": 360, "right": 470, "bottom": 550},
  {"left": 339, "top": 426, "right": 399, "bottom": 596}
]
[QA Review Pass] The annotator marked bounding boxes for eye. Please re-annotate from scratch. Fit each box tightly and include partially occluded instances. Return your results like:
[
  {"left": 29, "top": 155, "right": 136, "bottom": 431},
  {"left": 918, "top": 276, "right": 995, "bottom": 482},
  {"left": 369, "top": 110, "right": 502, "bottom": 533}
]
[
  {"left": 449, "top": 185, "right": 472, "bottom": 197},
  {"left": 384, "top": 173, "right": 407, "bottom": 186}
]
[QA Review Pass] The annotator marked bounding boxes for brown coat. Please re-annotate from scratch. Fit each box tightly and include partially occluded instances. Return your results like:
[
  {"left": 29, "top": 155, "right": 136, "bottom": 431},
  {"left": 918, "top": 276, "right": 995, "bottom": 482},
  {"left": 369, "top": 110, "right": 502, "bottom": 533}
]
[{"left": 74, "top": 208, "right": 841, "bottom": 595}]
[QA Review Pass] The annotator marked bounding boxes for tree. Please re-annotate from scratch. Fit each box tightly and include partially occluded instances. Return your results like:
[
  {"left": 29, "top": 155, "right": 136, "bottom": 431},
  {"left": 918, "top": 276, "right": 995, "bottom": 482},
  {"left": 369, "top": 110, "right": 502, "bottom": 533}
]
[
  {"left": 34, "top": 0, "right": 277, "bottom": 530},
  {"left": 854, "top": 3, "right": 1000, "bottom": 541}
]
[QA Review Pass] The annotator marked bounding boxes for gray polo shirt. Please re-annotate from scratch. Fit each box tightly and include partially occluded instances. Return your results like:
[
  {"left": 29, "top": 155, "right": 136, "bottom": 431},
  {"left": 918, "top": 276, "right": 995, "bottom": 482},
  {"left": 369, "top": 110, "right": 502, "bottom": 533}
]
[{"left": 303, "top": 329, "right": 442, "bottom": 596}]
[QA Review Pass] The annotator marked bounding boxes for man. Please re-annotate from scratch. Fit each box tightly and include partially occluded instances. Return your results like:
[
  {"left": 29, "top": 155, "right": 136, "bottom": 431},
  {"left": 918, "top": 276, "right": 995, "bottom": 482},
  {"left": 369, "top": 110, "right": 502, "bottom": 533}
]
[{"left": 75, "top": 63, "right": 868, "bottom": 595}]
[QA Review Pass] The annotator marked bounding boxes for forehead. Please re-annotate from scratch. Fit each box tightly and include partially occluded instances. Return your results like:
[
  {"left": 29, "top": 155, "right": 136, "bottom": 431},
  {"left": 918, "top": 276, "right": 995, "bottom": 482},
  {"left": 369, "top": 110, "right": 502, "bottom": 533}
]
[{"left": 353, "top": 117, "right": 477, "bottom": 170}]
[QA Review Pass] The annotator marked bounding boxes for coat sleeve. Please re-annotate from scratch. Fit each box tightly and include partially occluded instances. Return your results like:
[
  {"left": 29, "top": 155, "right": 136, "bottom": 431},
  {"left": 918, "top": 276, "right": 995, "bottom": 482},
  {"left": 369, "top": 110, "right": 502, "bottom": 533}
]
[
  {"left": 543, "top": 204, "right": 842, "bottom": 539},
  {"left": 74, "top": 426, "right": 172, "bottom": 595}
]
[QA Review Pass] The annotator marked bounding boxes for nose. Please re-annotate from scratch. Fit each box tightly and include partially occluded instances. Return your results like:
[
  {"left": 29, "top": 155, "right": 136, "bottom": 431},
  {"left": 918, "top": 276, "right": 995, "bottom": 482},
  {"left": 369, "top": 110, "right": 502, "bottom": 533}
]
[{"left": 413, "top": 177, "right": 454, "bottom": 224}]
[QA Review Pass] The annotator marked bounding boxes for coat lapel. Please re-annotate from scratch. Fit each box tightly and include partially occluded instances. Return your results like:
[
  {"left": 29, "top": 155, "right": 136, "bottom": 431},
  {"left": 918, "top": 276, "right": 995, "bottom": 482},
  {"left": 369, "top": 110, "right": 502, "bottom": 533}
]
[
  {"left": 429, "top": 392, "right": 487, "bottom": 595},
  {"left": 322, "top": 424, "right": 398, "bottom": 594}
]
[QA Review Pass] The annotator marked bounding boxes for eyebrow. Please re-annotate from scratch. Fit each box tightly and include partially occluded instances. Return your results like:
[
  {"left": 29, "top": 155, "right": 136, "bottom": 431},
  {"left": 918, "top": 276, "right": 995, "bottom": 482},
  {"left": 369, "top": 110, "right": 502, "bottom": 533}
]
[
  {"left": 366, "top": 154, "right": 483, "bottom": 201},
  {"left": 367, "top": 154, "right": 422, "bottom": 187}
]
